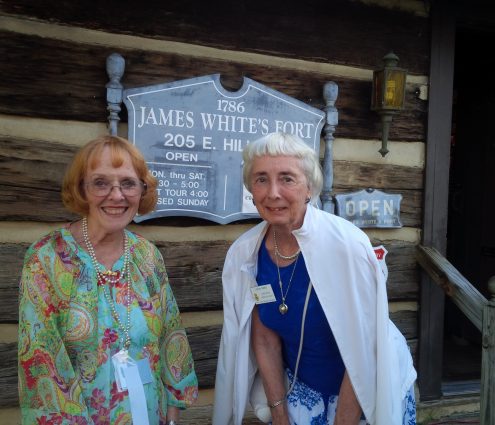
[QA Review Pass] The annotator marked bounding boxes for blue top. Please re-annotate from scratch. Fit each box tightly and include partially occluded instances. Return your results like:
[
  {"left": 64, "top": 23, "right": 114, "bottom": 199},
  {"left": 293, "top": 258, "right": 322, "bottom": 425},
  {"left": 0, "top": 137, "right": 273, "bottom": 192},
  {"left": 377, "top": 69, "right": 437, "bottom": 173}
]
[{"left": 256, "top": 239, "right": 345, "bottom": 399}]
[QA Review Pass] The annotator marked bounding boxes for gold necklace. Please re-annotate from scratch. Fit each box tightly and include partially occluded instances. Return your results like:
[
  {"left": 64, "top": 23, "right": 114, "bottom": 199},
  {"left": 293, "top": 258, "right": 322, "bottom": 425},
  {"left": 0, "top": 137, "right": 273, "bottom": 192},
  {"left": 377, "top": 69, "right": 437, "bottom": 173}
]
[
  {"left": 274, "top": 252, "right": 299, "bottom": 315},
  {"left": 273, "top": 230, "right": 300, "bottom": 260}
]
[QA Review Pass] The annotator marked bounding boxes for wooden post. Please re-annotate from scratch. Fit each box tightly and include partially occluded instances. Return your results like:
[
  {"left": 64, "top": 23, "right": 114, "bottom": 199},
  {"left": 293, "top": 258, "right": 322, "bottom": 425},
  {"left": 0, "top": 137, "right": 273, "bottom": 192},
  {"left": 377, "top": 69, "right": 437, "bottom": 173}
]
[
  {"left": 480, "top": 276, "right": 495, "bottom": 425},
  {"left": 321, "top": 81, "right": 338, "bottom": 213},
  {"left": 106, "top": 53, "right": 125, "bottom": 136}
]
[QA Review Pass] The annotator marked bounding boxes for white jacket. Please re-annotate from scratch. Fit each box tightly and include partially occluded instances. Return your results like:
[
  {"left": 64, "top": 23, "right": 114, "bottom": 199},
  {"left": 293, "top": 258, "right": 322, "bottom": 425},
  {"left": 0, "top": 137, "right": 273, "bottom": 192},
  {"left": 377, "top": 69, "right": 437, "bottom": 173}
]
[{"left": 212, "top": 205, "right": 416, "bottom": 425}]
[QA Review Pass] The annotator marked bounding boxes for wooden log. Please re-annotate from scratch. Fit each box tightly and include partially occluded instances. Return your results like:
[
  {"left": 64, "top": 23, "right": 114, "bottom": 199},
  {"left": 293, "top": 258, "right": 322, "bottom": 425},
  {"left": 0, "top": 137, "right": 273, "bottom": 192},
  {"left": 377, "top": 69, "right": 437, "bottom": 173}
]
[
  {"left": 186, "top": 325, "right": 221, "bottom": 388},
  {"left": 0, "top": 136, "right": 75, "bottom": 187},
  {"left": 0, "top": 244, "right": 26, "bottom": 321},
  {"left": 0, "top": 31, "right": 426, "bottom": 141},
  {"left": 392, "top": 189, "right": 423, "bottom": 228},
  {"left": 0, "top": 185, "right": 75, "bottom": 222},
  {"left": 416, "top": 245, "right": 487, "bottom": 331},
  {"left": 370, "top": 239, "right": 420, "bottom": 301},
  {"left": 0, "top": 0, "right": 430, "bottom": 74},
  {"left": 1, "top": 239, "right": 418, "bottom": 321},
  {"left": 156, "top": 241, "right": 229, "bottom": 311},
  {"left": 0, "top": 136, "right": 77, "bottom": 221},
  {"left": 333, "top": 161, "right": 423, "bottom": 190},
  {"left": 0, "top": 136, "right": 423, "bottom": 223},
  {"left": 390, "top": 310, "right": 417, "bottom": 340},
  {"left": 0, "top": 315, "right": 417, "bottom": 408},
  {"left": 0, "top": 342, "right": 17, "bottom": 408}
]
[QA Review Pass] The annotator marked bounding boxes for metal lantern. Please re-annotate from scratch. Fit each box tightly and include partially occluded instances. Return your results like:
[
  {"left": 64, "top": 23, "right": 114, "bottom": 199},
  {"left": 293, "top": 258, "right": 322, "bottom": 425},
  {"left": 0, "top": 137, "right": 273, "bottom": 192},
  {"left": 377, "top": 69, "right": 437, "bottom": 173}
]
[{"left": 371, "top": 52, "right": 407, "bottom": 157}]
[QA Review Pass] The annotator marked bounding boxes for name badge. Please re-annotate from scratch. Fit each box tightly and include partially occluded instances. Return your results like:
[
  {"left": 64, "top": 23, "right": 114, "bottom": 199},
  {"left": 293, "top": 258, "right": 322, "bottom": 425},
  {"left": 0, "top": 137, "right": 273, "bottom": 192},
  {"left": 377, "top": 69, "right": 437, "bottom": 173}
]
[
  {"left": 251, "top": 284, "right": 277, "bottom": 304},
  {"left": 110, "top": 350, "right": 151, "bottom": 425},
  {"left": 112, "top": 349, "right": 130, "bottom": 392},
  {"left": 112, "top": 351, "right": 153, "bottom": 392}
]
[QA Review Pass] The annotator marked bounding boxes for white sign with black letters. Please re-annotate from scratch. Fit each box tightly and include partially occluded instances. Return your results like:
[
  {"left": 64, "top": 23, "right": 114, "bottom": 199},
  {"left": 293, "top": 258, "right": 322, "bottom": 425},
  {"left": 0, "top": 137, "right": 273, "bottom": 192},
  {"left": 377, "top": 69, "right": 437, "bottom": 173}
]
[{"left": 124, "top": 75, "right": 325, "bottom": 224}]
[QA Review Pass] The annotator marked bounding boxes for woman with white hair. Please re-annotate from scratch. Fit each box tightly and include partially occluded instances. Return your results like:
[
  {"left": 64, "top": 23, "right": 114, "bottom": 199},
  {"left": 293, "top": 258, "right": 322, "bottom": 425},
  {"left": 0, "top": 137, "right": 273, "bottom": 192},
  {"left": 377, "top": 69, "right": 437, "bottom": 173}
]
[{"left": 213, "top": 132, "right": 416, "bottom": 424}]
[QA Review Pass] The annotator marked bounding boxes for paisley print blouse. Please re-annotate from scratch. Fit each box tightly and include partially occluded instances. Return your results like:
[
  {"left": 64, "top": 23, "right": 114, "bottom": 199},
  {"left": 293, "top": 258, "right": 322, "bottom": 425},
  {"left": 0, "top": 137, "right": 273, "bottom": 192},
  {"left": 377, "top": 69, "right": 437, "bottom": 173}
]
[{"left": 18, "top": 227, "right": 198, "bottom": 424}]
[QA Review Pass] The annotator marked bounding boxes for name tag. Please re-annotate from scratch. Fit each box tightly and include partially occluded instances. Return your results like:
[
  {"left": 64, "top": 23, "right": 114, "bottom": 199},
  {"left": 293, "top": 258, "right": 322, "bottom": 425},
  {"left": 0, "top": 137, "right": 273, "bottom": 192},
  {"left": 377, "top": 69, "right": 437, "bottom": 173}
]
[
  {"left": 112, "top": 351, "right": 153, "bottom": 392},
  {"left": 251, "top": 284, "right": 277, "bottom": 304},
  {"left": 111, "top": 350, "right": 151, "bottom": 425}
]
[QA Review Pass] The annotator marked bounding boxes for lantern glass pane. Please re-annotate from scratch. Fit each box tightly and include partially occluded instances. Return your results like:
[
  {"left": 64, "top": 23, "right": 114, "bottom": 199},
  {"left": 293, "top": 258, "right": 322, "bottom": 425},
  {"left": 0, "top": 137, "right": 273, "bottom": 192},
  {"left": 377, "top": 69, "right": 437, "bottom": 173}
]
[
  {"left": 383, "top": 70, "right": 406, "bottom": 109},
  {"left": 371, "top": 71, "right": 384, "bottom": 109}
]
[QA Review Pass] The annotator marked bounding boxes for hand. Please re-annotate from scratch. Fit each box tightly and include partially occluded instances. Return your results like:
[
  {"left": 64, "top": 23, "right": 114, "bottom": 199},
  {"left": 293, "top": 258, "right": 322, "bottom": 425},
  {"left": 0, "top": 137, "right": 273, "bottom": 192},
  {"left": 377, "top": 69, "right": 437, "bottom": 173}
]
[{"left": 166, "top": 405, "right": 180, "bottom": 424}]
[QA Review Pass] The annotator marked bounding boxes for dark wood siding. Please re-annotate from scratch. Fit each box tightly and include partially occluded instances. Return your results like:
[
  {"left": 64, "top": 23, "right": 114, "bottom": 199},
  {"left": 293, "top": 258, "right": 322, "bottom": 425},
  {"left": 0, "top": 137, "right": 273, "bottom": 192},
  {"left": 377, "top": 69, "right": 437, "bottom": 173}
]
[{"left": 0, "top": 0, "right": 429, "bottom": 418}]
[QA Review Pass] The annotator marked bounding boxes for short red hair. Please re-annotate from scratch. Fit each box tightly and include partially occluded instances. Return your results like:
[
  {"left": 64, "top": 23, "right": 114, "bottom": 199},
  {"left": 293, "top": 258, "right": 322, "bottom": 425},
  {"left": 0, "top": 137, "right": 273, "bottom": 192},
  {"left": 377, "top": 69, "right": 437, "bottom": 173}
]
[{"left": 62, "top": 135, "right": 158, "bottom": 216}]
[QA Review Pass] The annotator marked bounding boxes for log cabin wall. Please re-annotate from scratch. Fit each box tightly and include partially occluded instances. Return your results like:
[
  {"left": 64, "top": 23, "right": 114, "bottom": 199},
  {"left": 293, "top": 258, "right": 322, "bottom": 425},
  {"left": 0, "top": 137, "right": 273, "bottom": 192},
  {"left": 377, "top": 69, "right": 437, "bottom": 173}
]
[{"left": 0, "top": 0, "right": 429, "bottom": 422}]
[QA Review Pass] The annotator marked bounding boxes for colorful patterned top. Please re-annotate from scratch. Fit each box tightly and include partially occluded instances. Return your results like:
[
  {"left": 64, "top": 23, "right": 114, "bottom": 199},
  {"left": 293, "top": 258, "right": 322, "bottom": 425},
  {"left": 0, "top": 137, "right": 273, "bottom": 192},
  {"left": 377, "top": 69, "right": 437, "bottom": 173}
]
[{"left": 18, "top": 226, "right": 198, "bottom": 424}]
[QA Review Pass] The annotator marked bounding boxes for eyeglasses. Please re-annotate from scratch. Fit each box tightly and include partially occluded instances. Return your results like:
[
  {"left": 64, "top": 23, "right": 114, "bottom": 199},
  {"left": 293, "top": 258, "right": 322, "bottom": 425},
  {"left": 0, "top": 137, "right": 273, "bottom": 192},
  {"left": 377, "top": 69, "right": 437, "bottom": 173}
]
[{"left": 85, "top": 178, "right": 147, "bottom": 197}]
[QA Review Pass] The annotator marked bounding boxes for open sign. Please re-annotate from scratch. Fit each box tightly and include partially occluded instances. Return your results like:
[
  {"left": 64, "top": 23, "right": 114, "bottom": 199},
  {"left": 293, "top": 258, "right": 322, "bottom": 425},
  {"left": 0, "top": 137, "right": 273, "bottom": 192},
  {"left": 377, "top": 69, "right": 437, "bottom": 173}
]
[{"left": 335, "top": 188, "right": 402, "bottom": 228}]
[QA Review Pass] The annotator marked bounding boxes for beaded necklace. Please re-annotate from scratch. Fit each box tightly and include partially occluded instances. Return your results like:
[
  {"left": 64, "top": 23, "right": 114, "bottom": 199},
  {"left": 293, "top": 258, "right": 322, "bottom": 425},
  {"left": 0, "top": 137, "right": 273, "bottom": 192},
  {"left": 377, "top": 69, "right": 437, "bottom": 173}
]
[
  {"left": 273, "top": 230, "right": 300, "bottom": 260},
  {"left": 81, "top": 217, "right": 131, "bottom": 350}
]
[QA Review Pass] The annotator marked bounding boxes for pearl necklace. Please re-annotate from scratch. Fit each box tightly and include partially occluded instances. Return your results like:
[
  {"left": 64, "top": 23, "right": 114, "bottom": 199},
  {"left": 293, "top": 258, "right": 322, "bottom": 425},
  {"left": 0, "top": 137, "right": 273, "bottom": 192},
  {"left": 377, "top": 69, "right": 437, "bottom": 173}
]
[
  {"left": 81, "top": 217, "right": 131, "bottom": 349},
  {"left": 274, "top": 252, "right": 299, "bottom": 315},
  {"left": 273, "top": 230, "right": 300, "bottom": 260}
]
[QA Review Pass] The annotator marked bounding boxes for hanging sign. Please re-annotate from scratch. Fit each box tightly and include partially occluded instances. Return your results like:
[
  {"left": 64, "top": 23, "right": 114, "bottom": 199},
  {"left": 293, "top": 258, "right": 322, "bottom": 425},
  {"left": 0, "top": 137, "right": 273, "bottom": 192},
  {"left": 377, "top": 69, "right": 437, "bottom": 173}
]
[
  {"left": 123, "top": 75, "right": 325, "bottom": 224},
  {"left": 334, "top": 188, "right": 402, "bottom": 228}
]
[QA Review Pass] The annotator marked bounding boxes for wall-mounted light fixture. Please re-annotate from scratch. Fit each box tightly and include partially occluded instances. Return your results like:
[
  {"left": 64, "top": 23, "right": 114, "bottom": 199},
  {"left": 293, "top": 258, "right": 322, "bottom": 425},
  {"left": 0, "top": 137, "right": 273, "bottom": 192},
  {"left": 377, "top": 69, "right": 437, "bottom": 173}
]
[{"left": 371, "top": 52, "right": 407, "bottom": 157}]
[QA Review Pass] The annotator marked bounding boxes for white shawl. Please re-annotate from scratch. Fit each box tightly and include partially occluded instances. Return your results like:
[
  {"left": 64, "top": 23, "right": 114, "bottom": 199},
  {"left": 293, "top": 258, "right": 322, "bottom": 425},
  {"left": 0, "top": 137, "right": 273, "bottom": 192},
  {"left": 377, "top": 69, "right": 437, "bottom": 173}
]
[{"left": 212, "top": 205, "right": 416, "bottom": 425}]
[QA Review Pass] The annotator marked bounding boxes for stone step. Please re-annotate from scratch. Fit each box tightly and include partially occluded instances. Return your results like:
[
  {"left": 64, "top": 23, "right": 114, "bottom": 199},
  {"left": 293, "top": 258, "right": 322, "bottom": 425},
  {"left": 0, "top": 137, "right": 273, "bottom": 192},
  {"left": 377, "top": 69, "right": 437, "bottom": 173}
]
[{"left": 417, "top": 391, "right": 480, "bottom": 425}]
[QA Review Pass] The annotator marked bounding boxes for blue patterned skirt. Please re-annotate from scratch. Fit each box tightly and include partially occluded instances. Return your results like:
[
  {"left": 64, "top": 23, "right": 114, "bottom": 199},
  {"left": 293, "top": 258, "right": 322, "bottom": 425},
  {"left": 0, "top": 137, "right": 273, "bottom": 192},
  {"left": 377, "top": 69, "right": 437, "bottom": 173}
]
[{"left": 277, "top": 368, "right": 416, "bottom": 425}]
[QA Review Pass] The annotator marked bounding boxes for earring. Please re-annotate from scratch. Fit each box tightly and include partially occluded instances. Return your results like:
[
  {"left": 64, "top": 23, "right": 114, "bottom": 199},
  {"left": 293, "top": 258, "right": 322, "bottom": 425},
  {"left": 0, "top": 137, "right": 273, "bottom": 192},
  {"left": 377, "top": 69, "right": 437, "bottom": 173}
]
[
  {"left": 305, "top": 198, "right": 310, "bottom": 204},
  {"left": 252, "top": 199, "right": 256, "bottom": 206}
]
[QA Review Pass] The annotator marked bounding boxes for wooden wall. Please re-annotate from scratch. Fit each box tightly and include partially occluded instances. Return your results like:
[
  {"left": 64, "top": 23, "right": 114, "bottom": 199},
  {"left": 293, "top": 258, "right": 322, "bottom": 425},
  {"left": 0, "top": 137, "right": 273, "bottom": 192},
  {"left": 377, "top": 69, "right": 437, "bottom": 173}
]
[{"left": 0, "top": 0, "right": 430, "bottom": 423}]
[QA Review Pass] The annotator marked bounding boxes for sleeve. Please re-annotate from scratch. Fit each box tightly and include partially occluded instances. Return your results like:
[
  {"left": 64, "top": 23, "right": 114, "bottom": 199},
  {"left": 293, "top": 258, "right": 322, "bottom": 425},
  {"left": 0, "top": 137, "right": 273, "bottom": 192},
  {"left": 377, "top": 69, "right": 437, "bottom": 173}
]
[
  {"left": 155, "top": 247, "right": 198, "bottom": 408},
  {"left": 364, "top": 237, "right": 416, "bottom": 424},
  {"left": 212, "top": 245, "right": 241, "bottom": 425},
  {"left": 18, "top": 244, "right": 93, "bottom": 424}
]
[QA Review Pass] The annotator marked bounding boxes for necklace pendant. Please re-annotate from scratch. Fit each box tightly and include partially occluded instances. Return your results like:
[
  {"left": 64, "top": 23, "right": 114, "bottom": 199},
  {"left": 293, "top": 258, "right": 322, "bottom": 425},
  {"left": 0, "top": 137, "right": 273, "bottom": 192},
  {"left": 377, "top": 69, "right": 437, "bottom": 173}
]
[{"left": 279, "top": 303, "right": 288, "bottom": 314}]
